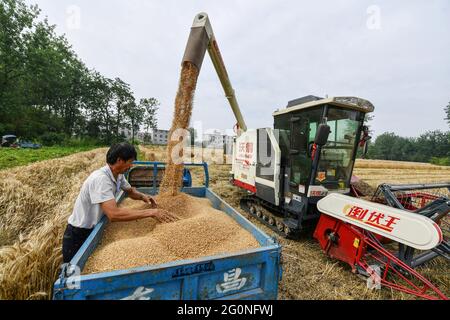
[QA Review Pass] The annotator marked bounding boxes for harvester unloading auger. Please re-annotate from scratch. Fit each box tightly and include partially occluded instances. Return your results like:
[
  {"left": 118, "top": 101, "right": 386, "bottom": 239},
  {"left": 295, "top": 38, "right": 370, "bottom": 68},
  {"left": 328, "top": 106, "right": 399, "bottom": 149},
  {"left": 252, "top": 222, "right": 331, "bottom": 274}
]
[{"left": 182, "top": 12, "right": 449, "bottom": 300}]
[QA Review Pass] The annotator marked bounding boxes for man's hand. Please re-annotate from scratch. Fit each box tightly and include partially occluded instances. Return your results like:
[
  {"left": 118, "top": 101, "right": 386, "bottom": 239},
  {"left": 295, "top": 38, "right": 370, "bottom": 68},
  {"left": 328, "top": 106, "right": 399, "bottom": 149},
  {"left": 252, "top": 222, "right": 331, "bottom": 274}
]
[
  {"left": 145, "top": 209, "right": 178, "bottom": 223},
  {"left": 125, "top": 187, "right": 157, "bottom": 207},
  {"left": 141, "top": 194, "right": 157, "bottom": 208},
  {"left": 101, "top": 200, "right": 177, "bottom": 223}
]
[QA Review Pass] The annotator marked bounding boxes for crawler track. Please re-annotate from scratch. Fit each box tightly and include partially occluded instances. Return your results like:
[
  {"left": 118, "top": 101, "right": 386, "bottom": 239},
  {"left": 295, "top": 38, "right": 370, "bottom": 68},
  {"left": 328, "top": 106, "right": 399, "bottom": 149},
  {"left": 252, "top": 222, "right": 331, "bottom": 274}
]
[{"left": 240, "top": 195, "right": 301, "bottom": 239}]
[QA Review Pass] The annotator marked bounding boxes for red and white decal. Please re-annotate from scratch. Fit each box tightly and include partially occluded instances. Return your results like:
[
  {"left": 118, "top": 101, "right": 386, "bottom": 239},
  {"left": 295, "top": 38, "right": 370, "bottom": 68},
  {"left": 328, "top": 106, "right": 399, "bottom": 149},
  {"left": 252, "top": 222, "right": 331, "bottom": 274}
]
[
  {"left": 317, "top": 193, "right": 443, "bottom": 250},
  {"left": 307, "top": 185, "right": 328, "bottom": 197},
  {"left": 236, "top": 142, "right": 254, "bottom": 161},
  {"left": 344, "top": 205, "right": 400, "bottom": 232}
]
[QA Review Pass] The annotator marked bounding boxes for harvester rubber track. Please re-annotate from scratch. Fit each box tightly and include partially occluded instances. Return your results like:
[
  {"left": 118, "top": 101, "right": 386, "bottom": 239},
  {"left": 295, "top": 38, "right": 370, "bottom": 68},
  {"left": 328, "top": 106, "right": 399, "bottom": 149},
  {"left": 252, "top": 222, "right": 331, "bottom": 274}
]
[{"left": 240, "top": 195, "right": 301, "bottom": 239}]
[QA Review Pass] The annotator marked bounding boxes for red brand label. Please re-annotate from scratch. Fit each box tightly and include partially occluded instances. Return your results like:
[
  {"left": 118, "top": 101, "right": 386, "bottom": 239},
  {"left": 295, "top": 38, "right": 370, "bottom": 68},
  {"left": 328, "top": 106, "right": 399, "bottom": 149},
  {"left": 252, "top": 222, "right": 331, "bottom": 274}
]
[
  {"left": 238, "top": 142, "right": 254, "bottom": 160},
  {"left": 344, "top": 205, "right": 400, "bottom": 232}
]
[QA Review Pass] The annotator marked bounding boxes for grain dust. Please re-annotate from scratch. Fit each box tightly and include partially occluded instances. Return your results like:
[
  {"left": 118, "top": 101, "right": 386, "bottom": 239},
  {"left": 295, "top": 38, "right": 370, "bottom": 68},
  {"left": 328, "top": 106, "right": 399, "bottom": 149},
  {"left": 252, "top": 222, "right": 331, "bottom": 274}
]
[{"left": 160, "top": 62, "right": 199, "bottom": 196}]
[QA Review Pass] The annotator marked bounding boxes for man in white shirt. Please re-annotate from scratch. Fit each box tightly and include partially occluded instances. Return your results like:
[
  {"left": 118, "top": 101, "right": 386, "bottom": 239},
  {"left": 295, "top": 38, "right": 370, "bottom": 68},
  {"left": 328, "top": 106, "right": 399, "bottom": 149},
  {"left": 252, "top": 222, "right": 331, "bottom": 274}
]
[{"left": 62, "top": 143, "right": 176, "bottom": 263}]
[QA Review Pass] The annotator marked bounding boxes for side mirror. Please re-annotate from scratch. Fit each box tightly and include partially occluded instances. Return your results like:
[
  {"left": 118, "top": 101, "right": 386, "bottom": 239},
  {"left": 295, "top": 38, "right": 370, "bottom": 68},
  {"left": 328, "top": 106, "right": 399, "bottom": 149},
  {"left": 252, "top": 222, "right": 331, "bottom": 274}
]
[
  {"left": 314, "top": 124, "right": 331, "bottom": 146},
  {"left": 363, "top": 140, "right": 369, "bottom": 156},
  {"left": 360, "top": 125, "right": 371, "bottom": 158}
]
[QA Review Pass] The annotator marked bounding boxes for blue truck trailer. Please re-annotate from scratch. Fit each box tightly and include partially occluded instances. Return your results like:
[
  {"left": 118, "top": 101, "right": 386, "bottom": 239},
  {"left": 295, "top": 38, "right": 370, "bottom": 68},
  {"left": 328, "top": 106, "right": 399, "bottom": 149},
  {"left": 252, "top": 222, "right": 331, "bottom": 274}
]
[{"left": 53, "top": 162, "right": 282, "bottom": 300}]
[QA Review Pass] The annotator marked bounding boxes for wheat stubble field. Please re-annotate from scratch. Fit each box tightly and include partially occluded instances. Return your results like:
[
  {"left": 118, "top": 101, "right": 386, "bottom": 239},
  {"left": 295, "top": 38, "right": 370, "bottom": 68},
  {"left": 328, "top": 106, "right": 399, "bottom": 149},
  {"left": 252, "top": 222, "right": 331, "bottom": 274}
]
[{"left": 0, "top": 146, "right": 448, "bottom": 299}]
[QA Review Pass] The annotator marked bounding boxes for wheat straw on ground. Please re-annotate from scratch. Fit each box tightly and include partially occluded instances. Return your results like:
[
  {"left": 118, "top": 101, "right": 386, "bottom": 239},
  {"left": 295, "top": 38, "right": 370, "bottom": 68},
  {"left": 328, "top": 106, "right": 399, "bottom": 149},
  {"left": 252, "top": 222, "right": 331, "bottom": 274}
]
[
  {"left": 0, "top": 148, "right": 107, "bottom": 300},
  {"left": 1, "top": 145, "right": 448, "bottom": 300}
]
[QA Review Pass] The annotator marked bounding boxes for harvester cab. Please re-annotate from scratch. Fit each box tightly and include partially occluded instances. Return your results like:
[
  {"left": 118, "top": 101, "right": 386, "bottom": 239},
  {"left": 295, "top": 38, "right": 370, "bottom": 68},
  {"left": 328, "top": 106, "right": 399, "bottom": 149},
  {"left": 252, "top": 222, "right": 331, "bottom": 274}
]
[{"left": 232, "top": 95, "right": 374, "bottom": 237}]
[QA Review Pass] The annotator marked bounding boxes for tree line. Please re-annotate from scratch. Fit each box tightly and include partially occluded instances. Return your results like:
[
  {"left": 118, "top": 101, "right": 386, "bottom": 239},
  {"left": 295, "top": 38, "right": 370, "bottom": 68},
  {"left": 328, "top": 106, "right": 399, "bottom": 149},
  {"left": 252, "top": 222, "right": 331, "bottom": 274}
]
[
  {"left": 0, "top": 0, "right": 158, "bottom": 146},
  {"left": 1, "top": 0, "right": 449, "bottom": 165},
  {"left": 364, "top": 104, "right": 450, "bottom": 165}
]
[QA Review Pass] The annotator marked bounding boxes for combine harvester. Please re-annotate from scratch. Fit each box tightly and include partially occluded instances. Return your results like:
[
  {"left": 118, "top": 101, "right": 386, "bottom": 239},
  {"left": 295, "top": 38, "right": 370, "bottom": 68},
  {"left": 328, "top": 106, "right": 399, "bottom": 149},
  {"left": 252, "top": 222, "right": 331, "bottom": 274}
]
[{"left": 180, "top": 13, "right": 449, "bottom": 299}]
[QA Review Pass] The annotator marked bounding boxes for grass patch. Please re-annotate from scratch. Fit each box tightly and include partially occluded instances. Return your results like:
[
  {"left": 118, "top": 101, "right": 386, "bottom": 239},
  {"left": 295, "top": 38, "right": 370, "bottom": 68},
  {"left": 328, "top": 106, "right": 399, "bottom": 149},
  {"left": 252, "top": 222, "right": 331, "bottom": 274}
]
[
  {"left": 137, "top": 147, "right": 146, "bottom": 162},
  {"left": 0, "top": 146, "right": 99, "bottom": 170}
]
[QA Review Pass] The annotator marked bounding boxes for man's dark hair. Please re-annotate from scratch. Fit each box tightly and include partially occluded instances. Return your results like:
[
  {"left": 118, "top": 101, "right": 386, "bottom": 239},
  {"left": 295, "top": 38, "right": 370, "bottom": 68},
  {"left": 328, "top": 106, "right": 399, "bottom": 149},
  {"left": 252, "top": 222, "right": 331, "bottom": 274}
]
[{"left": 106, "top": 143, "right": 137, "bottom": 165}]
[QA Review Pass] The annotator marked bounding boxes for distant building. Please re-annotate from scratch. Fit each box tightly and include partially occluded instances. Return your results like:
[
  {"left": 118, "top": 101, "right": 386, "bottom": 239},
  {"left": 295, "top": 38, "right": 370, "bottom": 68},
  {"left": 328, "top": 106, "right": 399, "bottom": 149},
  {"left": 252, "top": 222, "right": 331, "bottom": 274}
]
[
  {"left": 139, "top": 128, "right": 234, "bottom": 148},
  {"left": 203, "top": 131, "right": 224, "bottom": 149},
  {"left": 118, "top": 128, "right": 146, "bottom": 142},
  {"left": 149, "top": 129, "right": 170, "bottom": 145},
  {"left": 136, "top": 131, "right": 146, "bottom": 142},
  {"left": 118, "top": 128, "right": 132, "bottom": 139},
  {"left": 202, "top": 130, "right": 235, "bottom": 154},
  {"left": 223, "top": 135, "right": 234, "bottom": 154}
]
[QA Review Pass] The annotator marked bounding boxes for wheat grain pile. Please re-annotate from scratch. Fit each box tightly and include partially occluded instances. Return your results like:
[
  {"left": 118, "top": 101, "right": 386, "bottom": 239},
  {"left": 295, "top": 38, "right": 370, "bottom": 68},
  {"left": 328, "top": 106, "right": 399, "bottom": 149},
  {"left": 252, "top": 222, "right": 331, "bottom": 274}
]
[
  {"left": 160, "top": 62, "right": 200, "bottom": 196},
  {"left": 82, "top": 193, "right": 259, "bottom": 274},
  {"left": 0, "top": 148, "right": 107, "bottom": 300}
]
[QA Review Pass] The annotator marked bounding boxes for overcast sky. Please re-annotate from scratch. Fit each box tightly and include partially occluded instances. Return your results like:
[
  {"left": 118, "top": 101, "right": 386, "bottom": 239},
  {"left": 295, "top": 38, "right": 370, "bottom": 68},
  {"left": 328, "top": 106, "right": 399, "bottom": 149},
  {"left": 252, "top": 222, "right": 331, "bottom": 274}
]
[{"left": 25, "top": 0, "right": 450, "bottom": 137}]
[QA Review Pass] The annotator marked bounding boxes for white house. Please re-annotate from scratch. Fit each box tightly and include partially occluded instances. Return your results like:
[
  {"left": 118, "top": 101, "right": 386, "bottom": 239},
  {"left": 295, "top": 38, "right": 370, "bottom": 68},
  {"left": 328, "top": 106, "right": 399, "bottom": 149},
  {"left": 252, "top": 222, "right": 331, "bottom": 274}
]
[
  {"left": 202, "top": 130, "right": 235, "bottom": 154},
  {"left": 203, "top": 130, "right": 224, "bottom": 149},
  {"left": 149, "top": 129, "right": 170, "bottom": 145},
  {"left": 118, "top": 128, "right": 146, "bottom": 142}
]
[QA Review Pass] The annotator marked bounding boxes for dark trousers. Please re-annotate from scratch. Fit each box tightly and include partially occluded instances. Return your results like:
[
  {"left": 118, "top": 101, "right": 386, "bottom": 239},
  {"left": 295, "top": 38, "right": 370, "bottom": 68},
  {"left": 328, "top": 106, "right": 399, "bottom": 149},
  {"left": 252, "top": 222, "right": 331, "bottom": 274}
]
[{"left": 62, "top": 224, "right": 93, "bottom": 263}]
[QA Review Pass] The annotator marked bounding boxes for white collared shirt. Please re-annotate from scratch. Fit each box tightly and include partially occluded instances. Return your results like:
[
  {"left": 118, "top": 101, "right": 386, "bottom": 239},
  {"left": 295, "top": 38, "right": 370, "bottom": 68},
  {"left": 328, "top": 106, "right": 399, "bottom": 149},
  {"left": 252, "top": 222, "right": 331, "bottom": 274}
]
[{"left": 68, "top": 165, "right": 132, "bottom": 228}]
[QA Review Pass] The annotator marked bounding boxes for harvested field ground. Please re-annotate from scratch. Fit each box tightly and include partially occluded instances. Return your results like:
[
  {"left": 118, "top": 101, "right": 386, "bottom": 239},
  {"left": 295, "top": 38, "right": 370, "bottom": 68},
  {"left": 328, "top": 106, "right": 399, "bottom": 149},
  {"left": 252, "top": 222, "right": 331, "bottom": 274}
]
[
  {"left": 125, "top": 148, "right": 450, "bottom": 299},
  {"left": 165, "top": 152, "right": 450, "bottom": 300},
  {"left": 0, "top": 147, "right": 448, "bottom": 300},
  {"left": 0, "top": 148, "right": 108, "bottom": 299},
  {"left": 354, "top": 159, "right": 450, "bottom": 190}
]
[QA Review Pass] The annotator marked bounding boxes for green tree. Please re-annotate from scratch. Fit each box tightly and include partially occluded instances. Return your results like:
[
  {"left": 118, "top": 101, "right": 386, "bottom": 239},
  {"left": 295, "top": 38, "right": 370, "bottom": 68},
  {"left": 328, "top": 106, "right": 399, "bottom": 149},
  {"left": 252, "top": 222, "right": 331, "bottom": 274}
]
[
  {"left": 0, "top": 0, "right": 39, "bottom": 134},
  {"left": 84, "top": 72, "right": 114, "bottom": 143},
  {"left": 445, "top": 101, "right": 450, "bottom": 128},
  {"left": 367, "top": 130, "right": 450, "bottom": 164},
  {"left": 414, "top": 130, "right": 449, "bottom": 162},
  {"left": 110, "top": 78, "right": 134, "bottom": 140},
  {"left": 140, "top": 98, "right": 159, "bottom": 132},
  {"left": 0, "top": 0, "right": 159, "bottom": 146},
  {"left": 370, "top": 132, "right": 400, "bottom": 160},
  {"left": 23, "top": 18, "right": 90, "bottom": 137},
  {"left": 125, "top": 100, "right": 144, "bottom": 144}
]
